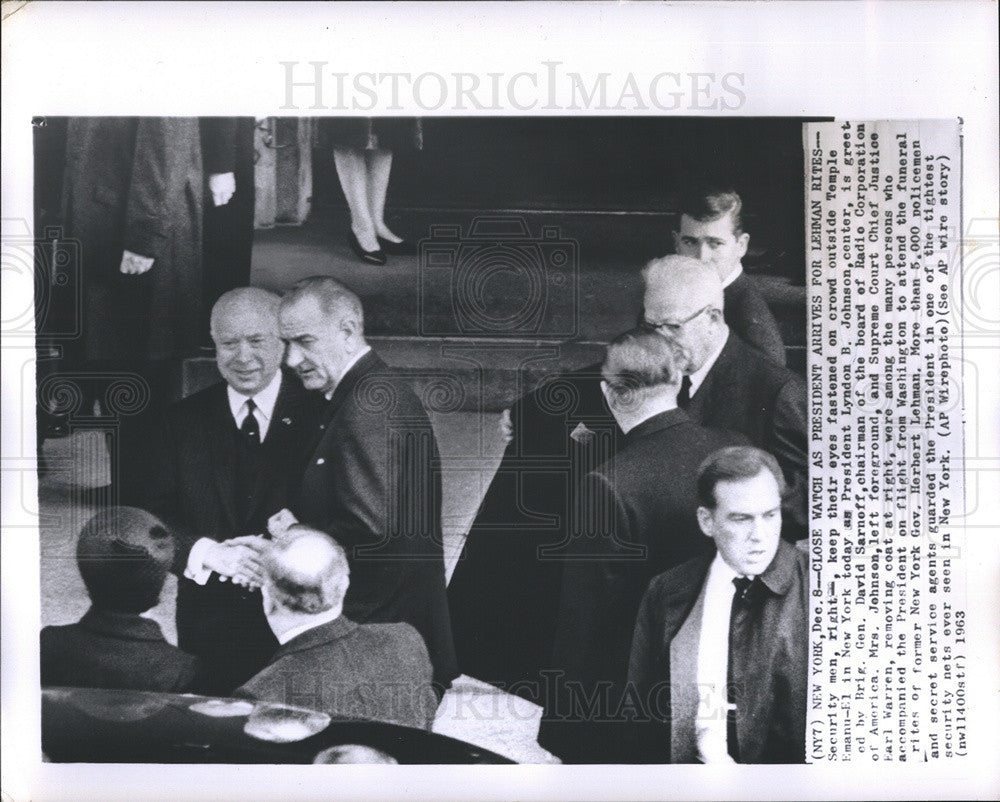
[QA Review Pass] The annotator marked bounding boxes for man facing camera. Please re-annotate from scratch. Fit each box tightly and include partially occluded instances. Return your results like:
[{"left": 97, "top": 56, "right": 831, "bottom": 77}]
[
  {"left": 41, "top": 507, "right": 200, "bottom": 692},
  {"left": 236, "top": 527, "right": 438, "bottom": 731},
  {"left": 626, "top": 447, "right": 808, "bottom": 763},
  {"left": 123, "top": 287, "right": 320, "bottom": 694},
  {"left": 277, "top": 276, "right": 457, "bottom": 692},
  {"left": 673, "top": 184, "right": 786, "bottom": 366}
]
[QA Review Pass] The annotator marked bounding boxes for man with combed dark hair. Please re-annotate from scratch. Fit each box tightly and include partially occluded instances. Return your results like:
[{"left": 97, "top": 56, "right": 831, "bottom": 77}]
[
  {"left": 539, "top": 331, "right": 748, "bottom": 763},
  {"left": 40, "top": 507, "right": 200, "bottom": 692},
  {"left": 626, "top": 446, "right": 808, "bottom": 764},
  {"left": 275, "top": 276, "right": 457, "bottom": 692},
  {"left": 236, "top": 527, "right": 437, "bottom": 730},
  {"left": 673, "top": 183, "right": 786, "bottom": 365}
]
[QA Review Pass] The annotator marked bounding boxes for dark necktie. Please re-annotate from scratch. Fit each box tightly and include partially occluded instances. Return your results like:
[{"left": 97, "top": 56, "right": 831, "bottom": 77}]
[
  {"left": 727, "top": 575, "right": 754, "bottom": 762},
  {"left": 241, "top": 398, "right": 260, "bottom": 445},
  {"left": 678, "top": 375, "right": 692, "bottom": 408}
]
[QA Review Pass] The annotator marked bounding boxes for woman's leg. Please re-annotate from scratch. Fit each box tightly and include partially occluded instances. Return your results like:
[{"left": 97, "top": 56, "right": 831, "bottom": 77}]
[
  {"left": 365, "top": 148, "right": 402, "bottom": 243},
  {"left": 333, "top": 147, "right": 379, "bottom": 251}
]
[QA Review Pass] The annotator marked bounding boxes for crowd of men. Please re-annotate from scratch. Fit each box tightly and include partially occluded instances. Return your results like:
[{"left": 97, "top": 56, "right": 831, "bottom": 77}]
[{"left": 41, "top": 185, "right": 810, "bottom": 764}]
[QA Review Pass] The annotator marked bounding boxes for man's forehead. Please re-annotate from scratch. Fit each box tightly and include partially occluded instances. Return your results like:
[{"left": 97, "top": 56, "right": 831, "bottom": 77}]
[
  {"left": 679, "top": 213, "right": 737, "bottom": 239},
  {"left": 279, "top": 296, "right": 324, "bottom": 327},
  {"left": 213, "top": 304, "right": 278, "bottom": 332},
  {"left": 715, "top": 472, "right": 781, "bottom": 506}
]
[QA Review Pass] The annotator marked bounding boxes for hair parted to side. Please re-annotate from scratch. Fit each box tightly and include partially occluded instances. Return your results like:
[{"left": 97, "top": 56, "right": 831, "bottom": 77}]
[
  {"left": 602, "top": 328, "right": 687, "bottom": 398},
  {"left": 283, "top": 275, "right": 365, "bottom": 329},
  {"left": 696, "top": 446, "right": 787, "bottom": 509},
  {"left": 678, "top": 182, "right": 744, "bottom": 235},
  {"left": 265, "top": 526, "right": 351, "bottom": 614}
]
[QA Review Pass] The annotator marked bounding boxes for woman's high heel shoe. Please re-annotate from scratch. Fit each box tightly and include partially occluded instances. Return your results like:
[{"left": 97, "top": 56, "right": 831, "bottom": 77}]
[{"left": 348, "top": 232, "right": 387, "bottom": 265}]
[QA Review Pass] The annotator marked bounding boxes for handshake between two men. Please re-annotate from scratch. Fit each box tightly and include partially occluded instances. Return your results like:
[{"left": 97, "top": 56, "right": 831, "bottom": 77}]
[{"left": 200, "top": 509, "right": 301, "bottom": 590}]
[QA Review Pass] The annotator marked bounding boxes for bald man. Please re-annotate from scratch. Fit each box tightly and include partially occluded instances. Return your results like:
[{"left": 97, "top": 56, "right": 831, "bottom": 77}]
[
  {"left": 123, "top": 287, "right": 321, "bottom": 694},
  {"left": 640, "top": 256, "right": 807, "bottom": 539},
  {"left": 236, "top": 527, "right": 437, "bottom": 730}
]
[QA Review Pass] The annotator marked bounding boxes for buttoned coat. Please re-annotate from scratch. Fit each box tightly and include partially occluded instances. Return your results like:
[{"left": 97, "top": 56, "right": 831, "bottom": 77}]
[
  {"left": 123, "top": 370, "right": 320, "bottom": 693},
  {"left": 291, "top": 350, "right": 458, "bottom": 689}
]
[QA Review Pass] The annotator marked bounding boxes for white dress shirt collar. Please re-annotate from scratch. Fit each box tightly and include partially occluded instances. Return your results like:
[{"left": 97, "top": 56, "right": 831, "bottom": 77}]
[
  {"left": 227, "top": 369, "right": 282, "bottom": 439},
  {"left": 720, "top": 263, "right": 743, "bottom": 289},
  {"left": 694, "top": 550, "right": 746, "bottom": 764}
]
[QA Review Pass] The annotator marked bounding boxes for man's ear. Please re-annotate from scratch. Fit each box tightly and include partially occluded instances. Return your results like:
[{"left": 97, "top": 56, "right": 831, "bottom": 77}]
[
  {"left": 736, "top": 231, "right": 750, "bottom": 260},
  {"left": 696, "top": 506, "right": 715, "bottom": 538}
]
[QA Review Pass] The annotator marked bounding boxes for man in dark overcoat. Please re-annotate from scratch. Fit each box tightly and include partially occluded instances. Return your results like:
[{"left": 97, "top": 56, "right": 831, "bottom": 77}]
[
  {"left": 123, "top": 288, "right": 320, "bottom": 694},
  {"left": 277, "top": 276, "right": 458, "bottom": 693}
]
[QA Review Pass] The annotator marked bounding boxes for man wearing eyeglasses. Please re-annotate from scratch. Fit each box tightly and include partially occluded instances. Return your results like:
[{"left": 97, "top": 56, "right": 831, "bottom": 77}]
[{"left": 640, "top": 257, "right": 807, "bottom": 542}]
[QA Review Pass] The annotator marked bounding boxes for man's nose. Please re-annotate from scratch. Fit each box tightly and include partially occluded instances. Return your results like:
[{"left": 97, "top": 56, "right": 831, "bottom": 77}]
[
  {"left": 235, "top": 340, "right": 254, "bottom": 362},
  {"left": 696, "top": 241, "right": 711, "bottom": 260},
  {"left": 285, "top": 342, "right": 302, "bottom": 367}
]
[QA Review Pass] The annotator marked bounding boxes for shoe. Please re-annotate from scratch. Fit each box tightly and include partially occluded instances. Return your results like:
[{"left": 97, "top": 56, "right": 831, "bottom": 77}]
[
  {"left": 377, "top": 236, "right": 417, "bottom": 256},
  {"left": 348, "top": 232, "right": 387, "bottom": 266}
]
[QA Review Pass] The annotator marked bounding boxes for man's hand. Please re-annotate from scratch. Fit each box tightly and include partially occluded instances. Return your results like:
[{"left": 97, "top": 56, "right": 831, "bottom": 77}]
[
  {"left": 203, "top": 539, "right": 265, "bottom": 588},
  {"left": 208, "top": 172, "right": 236, "bottom": 206},
  {"left": 267, "top": 508, "right": 299, "bottom": 541},
  {"left": 498, "top": 408, "right": 514, "bottom": 445},
  {"left": 120, "top": 250, "right": 155, "bottom": 275}
]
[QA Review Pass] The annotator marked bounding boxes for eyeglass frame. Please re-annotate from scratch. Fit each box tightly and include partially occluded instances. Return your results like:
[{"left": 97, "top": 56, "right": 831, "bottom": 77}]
[{"left": 638, "top": 304, "right": 718, "bottom": 335}]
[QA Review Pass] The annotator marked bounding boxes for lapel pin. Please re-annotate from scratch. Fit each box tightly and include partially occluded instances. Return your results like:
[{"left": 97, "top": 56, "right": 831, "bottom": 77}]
[{"left": 282, "top": 417, "right": 292, "bottom": 425}]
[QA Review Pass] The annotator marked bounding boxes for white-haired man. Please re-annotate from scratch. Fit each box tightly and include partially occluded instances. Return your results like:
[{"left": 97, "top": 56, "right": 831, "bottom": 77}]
[{"left": 236, "top": 527, "right": 437, "bottom": 730}]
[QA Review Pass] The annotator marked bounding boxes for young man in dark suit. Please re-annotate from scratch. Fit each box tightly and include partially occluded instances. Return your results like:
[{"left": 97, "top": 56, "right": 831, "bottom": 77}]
[
  {"left": 673, "top": 184, "right": 786, "bottom": 366},
  {"left": 41, "top": 507, "right": 199, "bottom": 692},
  {"left": 626, "top": 446, "right": 808, "bottom": 763},
  {"left": 236, "top": 527, "right": 437, "bottom": 730},
  {"left": 123, "top": 287, "right": 320, "bottom": 694},
  {"left": 539, "top": 331, "right": 749, "bottom": 763},
  {"left": 276, "top": 276, "right": 457, "bottom": 693}
]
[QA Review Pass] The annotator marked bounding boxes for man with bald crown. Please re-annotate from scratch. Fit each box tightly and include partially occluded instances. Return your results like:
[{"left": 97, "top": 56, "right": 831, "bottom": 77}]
[
  {"left": 236, "top": 527, "right": 437, "bottom": 730},
  {"left": 124, "top": 287, "right": 321, "bottom": 694}
]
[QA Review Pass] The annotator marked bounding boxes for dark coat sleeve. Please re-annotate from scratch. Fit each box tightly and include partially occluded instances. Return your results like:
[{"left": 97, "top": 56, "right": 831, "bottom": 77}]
[
  {"left": 725, "top": 277, "right": 786, "bottom": 366},
  {"left": 120, "top": 404, "right": 201, "bottom": 575},
  {"left": 624, "top": 579, "right": 671, "bottom": 763},
  {"left": 123, "top": 118, "right": 191, "bottom": 260},
  {"left": 200, "top": 117, "right": 238, "bottom": 175},
  {"left": 771, "top": 374, "right": 809, "bottom": 539}
]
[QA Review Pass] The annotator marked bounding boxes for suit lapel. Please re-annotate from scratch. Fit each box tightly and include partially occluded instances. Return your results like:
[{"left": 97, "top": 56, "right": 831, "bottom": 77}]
[
  {"left": 670, "top": 578, "right": 709, "bottom": 764},
  {"left": 687, "top": 333, "right": 736, "bottom": 422},
  {"left": 207, "top": 384, "right": 241, "bottom": 531},
  {"left": 302, "top": 350, "right": 382, "bottom": 461}
]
